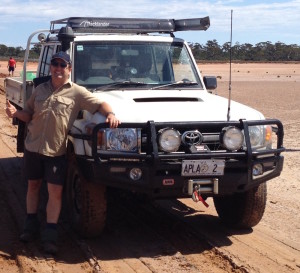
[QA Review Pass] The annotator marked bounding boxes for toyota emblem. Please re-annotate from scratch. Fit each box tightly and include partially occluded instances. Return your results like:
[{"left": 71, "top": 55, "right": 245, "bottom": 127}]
[{"left": 181, "top": 130, "right": 203, "bottom": 146}]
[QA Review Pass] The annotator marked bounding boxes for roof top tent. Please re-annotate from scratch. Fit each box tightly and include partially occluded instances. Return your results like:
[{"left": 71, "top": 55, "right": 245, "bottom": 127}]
[
  {"left": 49, "top": 16, "right": 210, "bottom": 35},
  {"left": 50, "top": 16, "right": 210, "bottom": 52}
]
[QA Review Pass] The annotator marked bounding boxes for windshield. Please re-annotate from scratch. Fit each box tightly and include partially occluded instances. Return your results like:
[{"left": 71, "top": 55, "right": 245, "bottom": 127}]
[{"left": 73, "top": 41, "right": 203, "bottom": 90}]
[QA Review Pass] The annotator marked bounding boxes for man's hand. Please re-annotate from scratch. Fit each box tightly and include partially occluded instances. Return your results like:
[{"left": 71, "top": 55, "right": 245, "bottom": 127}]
[
  {"left": 5, "top": 100, "right": 17, "bottom": 118},
  {"left": 106, "top": 113, "right": 121, "bottom": 128}
]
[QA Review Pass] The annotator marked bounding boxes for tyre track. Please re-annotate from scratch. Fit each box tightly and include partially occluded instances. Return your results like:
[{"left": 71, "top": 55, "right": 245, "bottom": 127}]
[
  {"left": 157, "top": 198, "right": 300, "bottom": 273},
  {"left": 89, "top": 191, "right": 246, "bottom": 273}
]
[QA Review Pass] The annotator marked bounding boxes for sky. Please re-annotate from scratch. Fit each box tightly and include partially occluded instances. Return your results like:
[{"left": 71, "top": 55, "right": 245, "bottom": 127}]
[{"left": 1, "top": 0, "right": 300, "bottom": 48}]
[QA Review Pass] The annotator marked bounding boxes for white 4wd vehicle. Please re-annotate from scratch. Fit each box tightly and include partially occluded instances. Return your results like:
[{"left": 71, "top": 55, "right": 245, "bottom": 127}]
[{"left": 5, "top": 17, "right": 285, "bottom": 237}]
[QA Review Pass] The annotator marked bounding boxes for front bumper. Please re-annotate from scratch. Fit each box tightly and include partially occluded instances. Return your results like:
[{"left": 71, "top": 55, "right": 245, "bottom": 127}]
[{"left": 69, "top": 119, "right": 285, "bottom": 198}]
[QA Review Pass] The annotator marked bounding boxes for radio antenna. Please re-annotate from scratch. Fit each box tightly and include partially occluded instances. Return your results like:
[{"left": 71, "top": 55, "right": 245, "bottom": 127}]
[{"left": 227, "top": 10, "right": 233, "bottom": 121}]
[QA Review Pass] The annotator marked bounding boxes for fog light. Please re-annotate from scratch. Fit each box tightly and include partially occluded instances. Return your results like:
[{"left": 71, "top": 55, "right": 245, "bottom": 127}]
[
  {"left": 129, "top": 168, "right": 142, "bottom": 180},
  {"left": 253, "top": 164, "right": 263, "bottom": 176},
  {"left": 222, "top": 126, "right": 244, "bottom": 151},
  {"left": 158, "top": 128, "right": 181, "bottom": 152}
]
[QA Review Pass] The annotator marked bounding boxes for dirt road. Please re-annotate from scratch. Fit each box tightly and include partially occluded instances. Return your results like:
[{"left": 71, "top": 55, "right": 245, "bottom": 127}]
[{"left": 0, "top": 62, "right": 299, "bottom": 273}]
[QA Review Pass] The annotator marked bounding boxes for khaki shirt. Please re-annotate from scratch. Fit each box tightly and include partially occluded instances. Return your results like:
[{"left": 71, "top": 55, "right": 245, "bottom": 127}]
[{"left": 24, "top": 80, "right": 103, "bottom": 156}]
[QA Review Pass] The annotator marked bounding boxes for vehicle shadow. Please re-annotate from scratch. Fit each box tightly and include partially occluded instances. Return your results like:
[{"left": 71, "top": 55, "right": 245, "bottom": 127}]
[{"left": 57, "top": 190, "right": 253, "bottom": 264}]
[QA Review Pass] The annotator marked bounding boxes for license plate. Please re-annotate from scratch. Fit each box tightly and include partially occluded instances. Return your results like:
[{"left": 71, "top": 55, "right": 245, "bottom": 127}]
[{"left": 181, "top": 159, "right": 225, "bottom": 176}]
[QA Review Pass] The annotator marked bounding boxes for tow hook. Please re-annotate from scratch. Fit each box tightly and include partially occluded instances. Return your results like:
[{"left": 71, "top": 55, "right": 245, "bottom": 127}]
[{"left": 192, "top": 185, "right": 209, "bottom": 207}]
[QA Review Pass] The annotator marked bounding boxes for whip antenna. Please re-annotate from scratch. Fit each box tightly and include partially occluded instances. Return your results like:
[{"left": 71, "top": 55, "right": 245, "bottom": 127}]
[{"left": 227, "top": 10, "right": 233, "bottom": 121}]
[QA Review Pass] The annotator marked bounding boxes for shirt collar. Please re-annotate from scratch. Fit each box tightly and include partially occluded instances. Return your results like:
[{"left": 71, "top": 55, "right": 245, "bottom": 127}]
[{"left": 48, "top": 79, "right": 73, "bottom": 92}]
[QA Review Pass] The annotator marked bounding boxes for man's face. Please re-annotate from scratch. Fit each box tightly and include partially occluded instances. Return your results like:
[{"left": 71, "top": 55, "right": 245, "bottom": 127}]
[{"left": 50, "top": 58, "right": 71, "bottom": 83}]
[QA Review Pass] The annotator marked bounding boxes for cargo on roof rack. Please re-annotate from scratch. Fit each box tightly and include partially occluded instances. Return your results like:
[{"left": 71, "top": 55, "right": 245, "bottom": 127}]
[{"left": 50, "top": 16, "right": 210, "bottom": 34}]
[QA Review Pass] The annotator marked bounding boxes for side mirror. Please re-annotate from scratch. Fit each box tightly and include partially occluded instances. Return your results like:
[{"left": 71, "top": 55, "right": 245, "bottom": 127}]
[{"left": 203, "top": 76, "right": 217, "bottom": 90}]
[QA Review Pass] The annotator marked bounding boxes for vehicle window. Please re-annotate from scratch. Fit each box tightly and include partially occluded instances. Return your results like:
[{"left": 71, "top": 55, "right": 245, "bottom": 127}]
[
  {"left": 171, "top": 45, "right": 199, "bottom": 83},
  {"left": 38, "top": 44, "right": 63, "bottom": 78},
  {"left": 38, "top": 45, "right": 55, "bottom": 77},
  {"left": 74, "top": 41, "right": 202, "bottom": 89}
]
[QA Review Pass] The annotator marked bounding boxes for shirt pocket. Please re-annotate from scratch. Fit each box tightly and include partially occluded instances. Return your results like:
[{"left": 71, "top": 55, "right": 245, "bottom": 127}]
[
  {"left": 54, "top": 96, "right": 74, "bottom": 116},
  {"left": 34, "top": 94, "right": 50, "bottom": 114}
]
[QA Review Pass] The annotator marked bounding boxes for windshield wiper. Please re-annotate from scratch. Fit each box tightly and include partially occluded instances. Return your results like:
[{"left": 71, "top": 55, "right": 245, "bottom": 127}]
[
  {"left": 151, "top": 80, "right": 199, "bottom": 90},
  {"left": 93, "top": 80, "right": 148, "bottom": 91}
]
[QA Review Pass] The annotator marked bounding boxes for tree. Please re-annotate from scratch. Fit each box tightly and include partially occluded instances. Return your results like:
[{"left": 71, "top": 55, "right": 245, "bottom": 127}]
[
  {"left": 6, "top": 47, "right": 16, "bottom": 57},
  {"left": 255, "top": 41, "right": 275, "bottom": 61},
  {"left": 15, "top": 46, "right": 24, "bottom": 57},
  {"left": 222, "top": 42, "right": 231, "bottom": 60},
  {"left": 31, "top": 44, "right": 41, "bottom": 54},
  {"left": 232, "top": 42, "right": 242, "bottom": 60},
  {"left": 240, "top": 43, "right": 255, "bottom": 61},
  {"left": 204, "top": 40, "right": 222, "bottom": 60},
  {"left": 189, "top": 42, "right": 206, "bottom": 60},
  {"left": 0, "top": 44, "right": 8, "bottom": 56}
]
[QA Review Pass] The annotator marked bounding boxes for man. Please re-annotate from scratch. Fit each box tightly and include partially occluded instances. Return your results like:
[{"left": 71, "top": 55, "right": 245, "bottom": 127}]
[
  {"left": 7, "top": 57, "right": 17, "bottom": 76},
  {"left": 6, "top": 51, "right": 120, "bottom": 255}
]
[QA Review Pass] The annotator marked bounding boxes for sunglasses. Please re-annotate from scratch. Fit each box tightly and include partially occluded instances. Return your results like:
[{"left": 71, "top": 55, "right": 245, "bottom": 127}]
[{"left": 51, "top": 61, "right": 68, "bottom": 68}]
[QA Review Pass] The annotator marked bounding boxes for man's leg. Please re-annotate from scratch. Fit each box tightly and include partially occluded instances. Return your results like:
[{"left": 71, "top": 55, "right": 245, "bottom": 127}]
[
  {"left": 27, "top": 179, "right": 43, "bottom": 213},
  {"left": 41, "top": 182, "right": 63, "bottom": 254},
  {"left": 20, "top": 179, "right": 42, "bottom": 242},
  {"left": 41, "top": 153, "right": 66, "bottom": 255},
  {"left": 46, "top": 183, "right": 63, "bottom": 224}
]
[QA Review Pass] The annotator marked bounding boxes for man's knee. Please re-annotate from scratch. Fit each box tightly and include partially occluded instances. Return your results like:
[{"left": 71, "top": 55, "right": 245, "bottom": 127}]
[
  {"left": 47, "top": 183, "right": 63, "bottom": 199},
  {"left": 28, "top": 179, "right": 42, "bottom": 191}
]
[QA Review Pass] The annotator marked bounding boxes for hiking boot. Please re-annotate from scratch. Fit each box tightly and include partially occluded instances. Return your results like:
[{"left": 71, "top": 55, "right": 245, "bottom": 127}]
[
  {"left": 41, "top": 228, "right": 58, "bottom": 255},
  {"left": 19, "top": 217, "right": 40, "bottom": 242}
]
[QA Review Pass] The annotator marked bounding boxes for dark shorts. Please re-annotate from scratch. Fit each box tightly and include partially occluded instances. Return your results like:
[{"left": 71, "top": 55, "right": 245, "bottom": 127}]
[
  {"left": 8, "top": 66, "right": 15, "bottom": 72},
  {"left": 24, "top": 149, "right": 67, "bottom": 185}
]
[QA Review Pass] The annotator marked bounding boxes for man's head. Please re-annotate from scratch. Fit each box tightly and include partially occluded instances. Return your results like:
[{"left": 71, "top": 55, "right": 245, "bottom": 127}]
[
  {"left": 51, "top": 51, "right": 71, "bottom": 65},
  {"left": 50, "top": 51, "right": 72, "bottom": 86}
]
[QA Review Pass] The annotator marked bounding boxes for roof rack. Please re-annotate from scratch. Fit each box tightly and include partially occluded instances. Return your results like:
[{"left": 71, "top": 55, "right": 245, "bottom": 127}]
[{"left": 50, "top": 16, "right": 210, "bottom": 34}]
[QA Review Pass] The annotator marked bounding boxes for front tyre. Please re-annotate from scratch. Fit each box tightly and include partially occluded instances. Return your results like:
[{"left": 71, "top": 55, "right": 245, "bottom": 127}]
[
  {"left": 66, "top": 159, "right": 107, "bottom": 238},
  {"left": 213, "top": 182, "right": 267, "bottom": 228}
]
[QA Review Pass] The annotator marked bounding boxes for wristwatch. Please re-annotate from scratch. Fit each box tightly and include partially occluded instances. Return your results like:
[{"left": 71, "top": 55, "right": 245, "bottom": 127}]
[{"left": 106, "top": 111, "right": 115, "bottom": 116}]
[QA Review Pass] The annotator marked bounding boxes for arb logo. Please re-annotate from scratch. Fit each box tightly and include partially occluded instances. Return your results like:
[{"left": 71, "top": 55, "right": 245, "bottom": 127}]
[{"left": 162, "top": 179, "right": 175, "bottom": 186}]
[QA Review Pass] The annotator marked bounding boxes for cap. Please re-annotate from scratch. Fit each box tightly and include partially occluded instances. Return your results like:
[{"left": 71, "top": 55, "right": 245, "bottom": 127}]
[{"left": 51, "top": 51, "right": 71, "bottom": 63}]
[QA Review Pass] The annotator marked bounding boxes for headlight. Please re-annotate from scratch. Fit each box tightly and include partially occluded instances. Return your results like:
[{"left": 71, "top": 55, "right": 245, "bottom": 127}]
[
  {"left": 249, "top": 126, "right": 263, "bottom": 147},
  {"left": 246, "top": 125, "right": 272, "bottom": 150},
  {"left": 106, "top": 128, "right": 140, "bottom": 152},
  {"left": 158, "top": 128, "right": 181, "bottom": 153},
  {"left": 85, "top": 124, "right": 141, "bottom": 152},
  {"left": 222, "top": 126, "right": 244, "bottom": 151}
]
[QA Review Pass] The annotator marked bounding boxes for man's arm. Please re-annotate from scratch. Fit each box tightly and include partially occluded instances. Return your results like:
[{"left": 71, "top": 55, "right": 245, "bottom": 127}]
[
  {"left": 97, "top": 101, "right": 120, "bottom": 128},
  {"left": 6, "top": 100, "right": 32, "bottom": 122}
]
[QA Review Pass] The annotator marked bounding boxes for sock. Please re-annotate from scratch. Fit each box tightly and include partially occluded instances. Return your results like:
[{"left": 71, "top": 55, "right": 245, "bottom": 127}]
[
  {"left": 46, "top": 223, "right": 57, "bottom": 230},
  {"left": 27, "top": 213, "right": 38, "bottom": 220}
]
